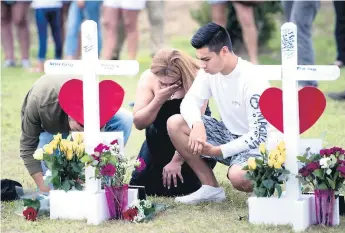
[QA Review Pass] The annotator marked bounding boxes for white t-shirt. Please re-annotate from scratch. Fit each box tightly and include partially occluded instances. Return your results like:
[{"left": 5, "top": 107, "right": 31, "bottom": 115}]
[
  {"left": 180, "top": 57, "right": 273, "bottom": 159},
  {"left": 31, "top": 0, "right": 62, "bottom": 9}
]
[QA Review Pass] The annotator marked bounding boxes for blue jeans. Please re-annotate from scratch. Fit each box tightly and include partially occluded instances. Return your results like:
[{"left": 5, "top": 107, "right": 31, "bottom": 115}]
[
  {"left": 39, "top": 108, "right": 133, "bottom": 175},
  {"left": 282, "top": 0, "right": 320, "bottom": 87},
  {"left": 64, "top": 0, "right": 102, "bottom": 57},
  {"left": 35, "top": 8, "right": 62, "bottom": 61}
]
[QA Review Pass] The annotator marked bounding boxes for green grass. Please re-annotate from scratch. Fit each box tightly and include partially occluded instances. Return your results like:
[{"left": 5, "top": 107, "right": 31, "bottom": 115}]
[{"left": 1, "top": 6, "right": 345, "bottom": 233}]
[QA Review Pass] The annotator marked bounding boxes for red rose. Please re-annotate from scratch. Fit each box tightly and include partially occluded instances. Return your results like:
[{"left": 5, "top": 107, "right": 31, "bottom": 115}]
[
  {"left": 337, "top": 165, "right": 345, "bottom": 178},
  {"left": 123, "top": 208, "right": 138, "bottom": 221},
  {"left": 305, "top": 161, "right": 320, "bottom": 173},
  {"left": 110, "top": 139, "right": 118, "bottom": 145},
  {"left": 299, "top": 167, "right": 310, "bottom": 177},
  {"left": 23, "top": 207, "right": 37, "bottom": 221},
  {"left": 100, "top": 164, "right": 116, "bottom": 176}
]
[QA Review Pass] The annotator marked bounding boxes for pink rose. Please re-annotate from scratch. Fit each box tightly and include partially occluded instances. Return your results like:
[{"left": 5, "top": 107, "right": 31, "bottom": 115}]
[
  {"left": 305, "top": 161, "right": 320, "bottom": 173},
  {"left": 337, "top": 165, "right": 345, "bottom": 178},
  {"left": 94, "top": 143, "right": 110, "bottom": 153},
  {"left": 100, "top": 164, "right": 116, "bottom": 177},
  {"left": 136, "top": 158, "right": 146, "bottom": 172},
  {"left": 110, "top": 139, "right": 118, "bottom": 145}
]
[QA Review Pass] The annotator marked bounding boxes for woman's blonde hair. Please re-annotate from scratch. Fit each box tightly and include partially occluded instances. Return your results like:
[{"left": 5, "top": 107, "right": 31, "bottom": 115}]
[{"left": 150, "top": 48, "right": 200, "bottom": 92}]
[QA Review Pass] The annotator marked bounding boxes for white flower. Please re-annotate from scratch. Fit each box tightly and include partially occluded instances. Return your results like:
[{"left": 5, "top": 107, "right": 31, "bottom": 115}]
[
  {"left": 326, "top": 169, "right": 332, "bottom": 175},
  {"left": 92, "top": 160, "right": 99, "bottom": 166},
  {"left": 33, "top": 148, "right": 44, "bottom": 160},
  {"left": 320, "top": 157, "right": 331, "bottom": 169},
  {"left": 329, "top": 155, "right": 337, "bottom": 168},
  {"left": 143, "top": 200, "right": 152, "bottom": 208},
  {"left": 133, "top": 209, "right": 145, "bottom": 222}
]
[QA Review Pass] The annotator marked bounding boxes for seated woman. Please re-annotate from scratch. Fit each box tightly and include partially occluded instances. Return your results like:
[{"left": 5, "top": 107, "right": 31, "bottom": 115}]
[{"left": 129, "top": 48, "right": 216, "bottom": 197}]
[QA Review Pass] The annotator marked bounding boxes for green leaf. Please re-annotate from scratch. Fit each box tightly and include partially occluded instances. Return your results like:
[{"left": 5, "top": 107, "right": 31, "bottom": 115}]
[
  {"left": 69, "top": 180, "right": 75, "bottom": 186},
  {"left": 255, "top": 187, "right": 267, "bottom": 197},
  {"left": 339, "top": 154, "right": 345, "bottom": 160},
  {"left": 71, "top": 162, "right": 82, "bottom": 173},
  {"left": 317, "top": 182, "right": 329, "bottom": 190},
  {"left": 62, "top": 180, "right": 71, "bottom": 192},
  {"left": 255, "top": 158, "right": 264, "bottom": 165},
  {"left": 326, "top": 177, "right": 336, "bottom": 189},
  {"left": 80, "top": 154, "right": 93, "bottom": 163},
  {"left": 66, "top": 134, "right": 72, "bottom": 141},
  {"left": 244, "top": 172, "right": 252, "bottom": 180},
  {"left": 297, "top": 156, "right": 308, "bottom": 163},
  {"left": 75, "top": 182, "right": 83, "bottom": 190},
  {"left": 313, "top": 169, "right": 323, "bottom": 178},
  {"left": 262, "top": 179, "right": 274, "bottom": 189},
  {"left": 23, "top": 199, "right": 41, "bottom": 211},
  {"left": 242, "top": 165, "right": 249, "bottom": 171},
  {"left": 276, "top": 185, "right": 282, "bottom": 198}
]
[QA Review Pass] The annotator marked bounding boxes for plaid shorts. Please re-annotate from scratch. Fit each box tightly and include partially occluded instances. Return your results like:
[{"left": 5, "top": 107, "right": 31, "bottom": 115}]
[{"left": 201, "top": 115, "right": 260, "bottom": 167}]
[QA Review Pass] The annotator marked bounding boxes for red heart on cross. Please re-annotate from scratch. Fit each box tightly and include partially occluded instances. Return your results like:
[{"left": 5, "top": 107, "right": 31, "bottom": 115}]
[
  {"left": 259, "top": 86, "right": 326, "bottom": 134},
  {"left": 58, "top": 79, "right": 125, "bottom": 127}
]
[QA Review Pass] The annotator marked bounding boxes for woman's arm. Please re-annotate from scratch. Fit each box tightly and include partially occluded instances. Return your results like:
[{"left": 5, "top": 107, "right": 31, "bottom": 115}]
[{"left": 133, "top": 71, "right": 164, "bottom": 130}]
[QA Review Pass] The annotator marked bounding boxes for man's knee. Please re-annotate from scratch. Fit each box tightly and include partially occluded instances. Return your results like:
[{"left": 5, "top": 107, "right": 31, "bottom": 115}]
[{"left": 227, "top": 165, "right": 253, "bottom": 192}]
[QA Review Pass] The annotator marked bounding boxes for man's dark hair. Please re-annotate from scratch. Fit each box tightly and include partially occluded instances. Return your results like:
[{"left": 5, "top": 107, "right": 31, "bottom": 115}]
[{"left": 191, "top": 22, "right": 233, "bottom": 53}]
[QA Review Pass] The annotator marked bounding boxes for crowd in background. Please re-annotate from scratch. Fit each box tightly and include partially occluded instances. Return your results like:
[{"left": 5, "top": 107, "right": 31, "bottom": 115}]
[{"left": 1, "top": 0, "right": 344, "bottom": 99}]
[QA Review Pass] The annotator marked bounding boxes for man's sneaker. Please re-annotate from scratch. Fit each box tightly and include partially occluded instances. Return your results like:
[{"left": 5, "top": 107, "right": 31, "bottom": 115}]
[{"left": 175, "top": 185, "right": 226, "bottom": 205}]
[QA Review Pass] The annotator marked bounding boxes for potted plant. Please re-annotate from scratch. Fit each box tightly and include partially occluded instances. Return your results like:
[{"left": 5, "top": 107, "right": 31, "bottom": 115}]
[{"left": 297, "top": 146, "right": 345, "bottom": 226}]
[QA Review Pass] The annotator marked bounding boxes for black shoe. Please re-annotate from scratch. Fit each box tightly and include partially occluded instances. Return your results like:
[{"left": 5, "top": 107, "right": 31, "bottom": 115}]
[{"left": 328, "top": 91, "right": 345, "bottom": 101}]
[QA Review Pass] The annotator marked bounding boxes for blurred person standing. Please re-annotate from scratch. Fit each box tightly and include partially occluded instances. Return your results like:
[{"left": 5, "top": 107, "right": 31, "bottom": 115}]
[
  {"left": 1, "top": 0, "right": 31, "bottom": 68},
  {"left": 111, "top": 0, "right": 165, "bottom": 60},
  {"left": 64, "top": 0, "right": 102, "bottom": 59},
  {"left": 102, "top": 0, "right": 146, "bottom": 60},
  {"left": 282, "top": 0, "right": 320, "bottom": 88},
  {"left": 30, "top": 0, "right": 63, "bottom": 73},
  {"left": 208, "top": 0, "right": 259, "bottom": 64}
]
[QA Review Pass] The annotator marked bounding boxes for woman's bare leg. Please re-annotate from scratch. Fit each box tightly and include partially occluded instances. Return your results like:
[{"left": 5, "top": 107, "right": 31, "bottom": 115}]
[
  {"left": 122, "top": 9, "right": 140, "bottom": 60},
  {"left": 102, "top": 6, "right": 120, "bottom": 60}
]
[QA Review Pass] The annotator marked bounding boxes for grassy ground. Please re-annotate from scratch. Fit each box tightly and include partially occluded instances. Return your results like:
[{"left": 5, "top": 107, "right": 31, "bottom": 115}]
[{"left": 1, "top": 4, "right": 345, "bottom": 233}]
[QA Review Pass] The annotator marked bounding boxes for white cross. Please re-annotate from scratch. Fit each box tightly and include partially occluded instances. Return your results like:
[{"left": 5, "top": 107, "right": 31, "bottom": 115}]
[
  {"left": 247, "top": 23, "right": 340, "bottom": 231},
  {"left": 45, "top": 20, "right": 139, "bottom": 225}
]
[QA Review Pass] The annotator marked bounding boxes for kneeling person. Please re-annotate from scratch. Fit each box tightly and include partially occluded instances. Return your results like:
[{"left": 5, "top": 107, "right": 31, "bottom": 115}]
[
  {"left": 20, "top": 75, "right": 133, "bottom": 192},
  {"left": 167, "top": 23, "right": 271, "bottom": 204}
]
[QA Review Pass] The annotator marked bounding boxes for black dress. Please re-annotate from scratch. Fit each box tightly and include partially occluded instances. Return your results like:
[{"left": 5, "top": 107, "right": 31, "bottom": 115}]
[{"left": 130, "top": 98, "right": 216, "bottom": 197}]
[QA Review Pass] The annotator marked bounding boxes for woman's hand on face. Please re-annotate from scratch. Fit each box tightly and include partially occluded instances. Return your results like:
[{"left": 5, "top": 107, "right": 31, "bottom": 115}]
[{"left": 155, "top": 81, "right": 182, "bottom": 104}]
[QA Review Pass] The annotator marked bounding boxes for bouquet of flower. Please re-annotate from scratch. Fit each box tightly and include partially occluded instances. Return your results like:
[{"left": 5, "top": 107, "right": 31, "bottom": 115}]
[
  {"left": 80, "top": 139, "right": 146, "bottom": 187},
  {"left": 242, "top": 141, "right": 290, "bottom": 198},
  {"left": 80, "top": 139, "right": 146, "bottom": 219},
  {"left": 297, "top": 146, "right": 345, "bottom": 225},
  {"left": 123, "top": 199, "right": 167, "bottom": 223},
  {"left": 15, "top": 186, "right": 49, "bottom": 222},
  {"left": 33, "top": 133, "right": 86, "bottom": 192},
  {"left": 297, "top": 146, "right": 345, "bottom": 195}
]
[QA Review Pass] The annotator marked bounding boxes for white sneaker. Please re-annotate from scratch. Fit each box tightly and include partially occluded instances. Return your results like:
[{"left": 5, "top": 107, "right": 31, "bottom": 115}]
[{"left": 175, "top": 185, "right": 226, "bottom": 205}]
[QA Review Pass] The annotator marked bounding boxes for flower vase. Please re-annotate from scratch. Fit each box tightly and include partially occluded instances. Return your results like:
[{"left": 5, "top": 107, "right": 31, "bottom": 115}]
[
  {"left": 104, "top": 184, "right": 128, "bottom": 220},
  {"left": 314, "top": 189, "right": 335, "bottom": 226}
]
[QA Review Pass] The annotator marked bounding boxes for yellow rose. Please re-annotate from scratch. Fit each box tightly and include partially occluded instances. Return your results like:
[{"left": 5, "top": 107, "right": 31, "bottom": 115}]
[
  {"left": 50, "top": 140, "right": 58, "bottom": 150},
  {"left": 33, "top": 148, "right": 44, "bottom": 160},
  {"left": 73, "top": 133, "right": 84, "bottom": 144},
  {"left": 248, "top": 157, "right": 257, "bottom": 170},
  {"left": 43, "top": 144, "right": 54, "bottom": 155},
  {"left": 278, "top": 141, "right": 285, "bottom": 152},
  {"left": 259, "top": 143, "right": 266, "bottom": 155},
  {"left": 53, "top": 133, "right": 62, "bottom": 142},
  {"left": 277, "top": 151, "right": 286, "bottom": 164},
  {"left": 59, "top": 139, "right": 67, "bottom": 152},
  {"left": 77, "top": 143, "right": 85, "bottom": 158},
  {"left": 66, "top": 141, "right": 73, "bottom": 151},
  {"left": 66, "top": 149, "right": 74, "bottom": 160},
  {"left": 274, "top": 162, "right": 282, "bottom": 169},
  {"left": 72, "top": 141, "right": 79, "bottom": 152},
  {"left": 268, "top": 159, "right": 274, "bottom": 167}
]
